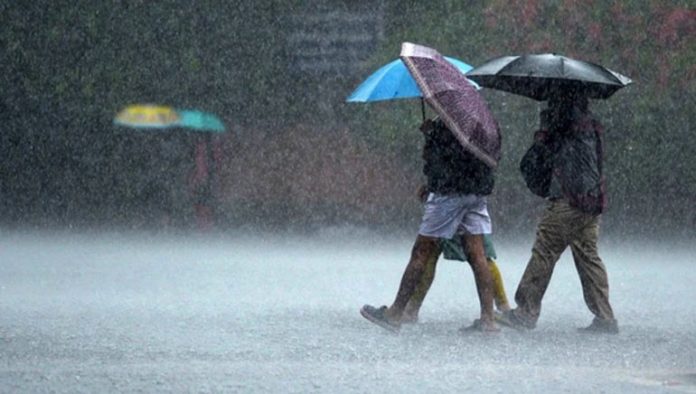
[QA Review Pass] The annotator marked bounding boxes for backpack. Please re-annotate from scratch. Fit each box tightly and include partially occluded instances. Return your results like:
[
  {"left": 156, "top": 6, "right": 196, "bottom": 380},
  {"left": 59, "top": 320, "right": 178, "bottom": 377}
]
[
  {"left": 520, "top": 119, "right": 607, "bottom": 215},
  {"left": 519, "top": 136, "right": 554, "bottom": 198}
]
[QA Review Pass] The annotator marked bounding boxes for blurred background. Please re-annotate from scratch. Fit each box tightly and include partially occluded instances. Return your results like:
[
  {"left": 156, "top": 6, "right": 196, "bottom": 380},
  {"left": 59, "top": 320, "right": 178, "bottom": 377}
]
[{"left": 1, "top": 0, "right": 694, "bottom": 239}]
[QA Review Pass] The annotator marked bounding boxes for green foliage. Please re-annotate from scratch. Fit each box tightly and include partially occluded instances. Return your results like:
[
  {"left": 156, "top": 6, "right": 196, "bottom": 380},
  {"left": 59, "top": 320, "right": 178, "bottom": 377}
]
[{"left": 1, "top": 0, "right": 693, "bottom": 234}]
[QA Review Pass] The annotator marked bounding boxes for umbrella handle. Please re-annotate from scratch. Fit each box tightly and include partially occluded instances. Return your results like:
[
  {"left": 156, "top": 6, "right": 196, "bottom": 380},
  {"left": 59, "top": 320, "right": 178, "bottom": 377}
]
[{"left": 421, "top": 98, "right": 425, "bottom": 121}]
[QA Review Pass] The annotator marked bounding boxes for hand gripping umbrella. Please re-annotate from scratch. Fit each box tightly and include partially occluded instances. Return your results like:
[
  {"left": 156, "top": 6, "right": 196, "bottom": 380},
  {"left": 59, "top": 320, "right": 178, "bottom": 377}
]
[
  {"left": 400, "top": 42, "right": 502, "bottom": 168},
  {"left": 465, "top": 53, "right": 632, "bottom": 101}
]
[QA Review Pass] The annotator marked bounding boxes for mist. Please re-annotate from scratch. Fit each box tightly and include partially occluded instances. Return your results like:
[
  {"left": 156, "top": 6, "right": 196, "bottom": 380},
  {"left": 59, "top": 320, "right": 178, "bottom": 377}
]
[{"left": 1, "top": 230, "right": 694, "bottom": 392}]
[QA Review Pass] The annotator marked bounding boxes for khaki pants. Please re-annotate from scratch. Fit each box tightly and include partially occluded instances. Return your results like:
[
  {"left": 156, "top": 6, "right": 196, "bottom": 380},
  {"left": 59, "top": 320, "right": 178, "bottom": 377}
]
[{"left": 514, "top": 199, "right": 615, "bottom": 326}]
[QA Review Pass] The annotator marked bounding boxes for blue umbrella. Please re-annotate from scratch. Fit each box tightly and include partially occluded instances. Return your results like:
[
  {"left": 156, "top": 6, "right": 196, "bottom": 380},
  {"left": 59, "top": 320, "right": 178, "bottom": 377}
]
[
  {"left": 177, "top": 110, "right": 226, "bottom": 133},
  {"left": 346, "top": 57, "right": 478, "bottom": 103}
]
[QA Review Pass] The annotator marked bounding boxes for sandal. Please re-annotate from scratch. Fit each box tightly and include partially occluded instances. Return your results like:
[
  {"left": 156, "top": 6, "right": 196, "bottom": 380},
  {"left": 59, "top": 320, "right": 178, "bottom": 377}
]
[
  {"left": 360, "top": 305, "right": 400, "bottom": 332},
  {"left": 459, "top": 319, "right": 500, "bottom": 334}
]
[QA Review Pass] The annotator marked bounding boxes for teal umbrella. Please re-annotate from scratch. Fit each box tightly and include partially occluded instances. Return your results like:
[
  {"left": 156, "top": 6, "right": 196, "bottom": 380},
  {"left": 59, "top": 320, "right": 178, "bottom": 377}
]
[{"left": 177, "top": 110, "right": 226, "bottom": 132}]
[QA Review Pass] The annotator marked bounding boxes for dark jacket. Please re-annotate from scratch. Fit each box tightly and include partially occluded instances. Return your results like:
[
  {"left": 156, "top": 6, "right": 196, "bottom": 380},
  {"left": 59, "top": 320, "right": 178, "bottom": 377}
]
[
  {"left": 520, "top": 108, "right": 606, "bottom": 215},
  {"left": 423, "top": 119, "right": 494, "bottom": 195}
]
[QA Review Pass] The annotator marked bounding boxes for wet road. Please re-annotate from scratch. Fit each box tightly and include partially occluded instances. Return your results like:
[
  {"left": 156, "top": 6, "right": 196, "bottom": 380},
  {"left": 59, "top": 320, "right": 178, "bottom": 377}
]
[{"left": 1, "top": 230, "right": 695, "bottom": 393}]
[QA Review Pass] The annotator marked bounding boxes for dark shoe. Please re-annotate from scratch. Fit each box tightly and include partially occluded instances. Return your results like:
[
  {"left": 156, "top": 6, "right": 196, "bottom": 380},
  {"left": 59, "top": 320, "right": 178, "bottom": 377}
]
[
  {"left": 494, "top": 310, "right": 535, "bottom": 330},
  {"left": 360, "top": 305, "right": 400, "bottom": 332},
  {"left": 578, "top": 318, "right": 619, "bottom": 334},
  {"left": 459, "top": 319, "right": 500, "bottom": 334}
]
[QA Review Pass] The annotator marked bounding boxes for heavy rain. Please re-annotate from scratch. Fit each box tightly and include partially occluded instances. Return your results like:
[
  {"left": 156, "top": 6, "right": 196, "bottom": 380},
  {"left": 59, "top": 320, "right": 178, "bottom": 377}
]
[{"left": 1, "top": 1, "right": 695, "bottom": 393}]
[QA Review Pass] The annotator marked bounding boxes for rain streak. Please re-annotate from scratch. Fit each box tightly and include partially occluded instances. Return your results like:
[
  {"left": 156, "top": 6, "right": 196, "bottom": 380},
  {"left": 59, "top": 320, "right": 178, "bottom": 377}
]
[{"left": 1, "top": 2, "right": 694, "bottom": 393}]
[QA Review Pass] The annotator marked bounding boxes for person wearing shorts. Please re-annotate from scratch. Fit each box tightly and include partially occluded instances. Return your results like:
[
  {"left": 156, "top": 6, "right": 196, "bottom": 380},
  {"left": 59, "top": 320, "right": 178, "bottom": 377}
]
[
  {"left": 401, "top": 231, "right": 511, "bottom": 325},
  {"left": 401, "top": 185, "right": 511, "bottom": 324},
  {"left": 360, "top": 117, "right": 499, "bottom": 333}
]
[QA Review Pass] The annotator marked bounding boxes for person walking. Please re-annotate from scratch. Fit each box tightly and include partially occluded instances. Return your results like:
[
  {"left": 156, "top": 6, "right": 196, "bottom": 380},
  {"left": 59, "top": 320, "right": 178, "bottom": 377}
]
[
  {"left": 360, "top": 117, "right": 499, "bottom": 333},
  {"left": 498, "top": 91, "right": 618, "bottom": 334},
  {"left": 400, "top": 233, "right": 511, "bottom": 325}
]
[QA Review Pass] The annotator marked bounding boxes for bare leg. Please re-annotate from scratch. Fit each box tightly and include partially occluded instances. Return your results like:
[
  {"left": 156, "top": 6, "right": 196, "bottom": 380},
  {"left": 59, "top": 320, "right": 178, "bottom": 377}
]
[
  {"left": 383, "top": 235, "right": 440, "bottom": 322},
  {"left": 402, "top": 245, "right": 441, "bottom": 323},
  {"left": 463, "top": 234, "right": 497, "bottom": 331}
]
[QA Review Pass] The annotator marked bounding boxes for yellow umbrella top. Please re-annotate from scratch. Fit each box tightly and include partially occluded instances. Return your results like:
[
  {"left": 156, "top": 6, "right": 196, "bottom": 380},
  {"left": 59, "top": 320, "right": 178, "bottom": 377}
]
[{"left": 114, "top": 105, "right": 181, "bottom": 129}]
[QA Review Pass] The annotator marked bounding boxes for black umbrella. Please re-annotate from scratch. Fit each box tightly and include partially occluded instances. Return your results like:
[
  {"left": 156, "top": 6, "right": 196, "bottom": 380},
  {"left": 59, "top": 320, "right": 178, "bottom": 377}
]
[{"left": 466, "top": 53, "right": 632, "bottom": 100}]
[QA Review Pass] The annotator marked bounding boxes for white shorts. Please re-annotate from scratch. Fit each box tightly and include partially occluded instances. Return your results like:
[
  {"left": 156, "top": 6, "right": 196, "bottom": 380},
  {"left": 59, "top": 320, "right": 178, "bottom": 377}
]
[{"left": 418, "top": 193, "right": 492, "bottom": 238}]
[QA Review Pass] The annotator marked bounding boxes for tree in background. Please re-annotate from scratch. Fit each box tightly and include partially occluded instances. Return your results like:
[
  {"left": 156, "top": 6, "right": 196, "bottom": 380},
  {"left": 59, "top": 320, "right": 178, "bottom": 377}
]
[{"left": 1, "top": 1, "right": 693, "bottom": 236}]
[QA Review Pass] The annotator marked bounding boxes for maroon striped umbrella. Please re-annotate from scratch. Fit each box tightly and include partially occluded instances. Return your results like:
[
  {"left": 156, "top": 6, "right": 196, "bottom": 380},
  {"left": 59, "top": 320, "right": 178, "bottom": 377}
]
[{"left": 400, "top": 42, "right": 501, "bottom": 168}]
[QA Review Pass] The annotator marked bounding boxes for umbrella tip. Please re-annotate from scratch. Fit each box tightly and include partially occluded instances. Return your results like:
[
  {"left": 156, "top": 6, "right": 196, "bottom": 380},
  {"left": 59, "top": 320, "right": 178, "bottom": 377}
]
[{"left": 401, "top": 42, "right": 416, "bottom": 54}]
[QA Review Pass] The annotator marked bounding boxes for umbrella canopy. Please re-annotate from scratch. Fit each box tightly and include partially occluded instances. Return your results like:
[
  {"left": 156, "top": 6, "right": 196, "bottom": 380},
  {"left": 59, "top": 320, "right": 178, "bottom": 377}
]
[
  {"left": 114, "top": 106, "right": 226, "bottom": 133},
  {"left": 347, "top": 57, "right": 478, "bottom": 102},
  {"left": 466, "top": 53, "right": 632, "bottom": 100},
  {"left": 114, "top": 104, "right": 180, "bottom": 129},
  {"left": 178, "top": 110, "right": 226, "bottom": 133},
  {"left": 400, "top": 42, "right": 501, "bottom": 168}
]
